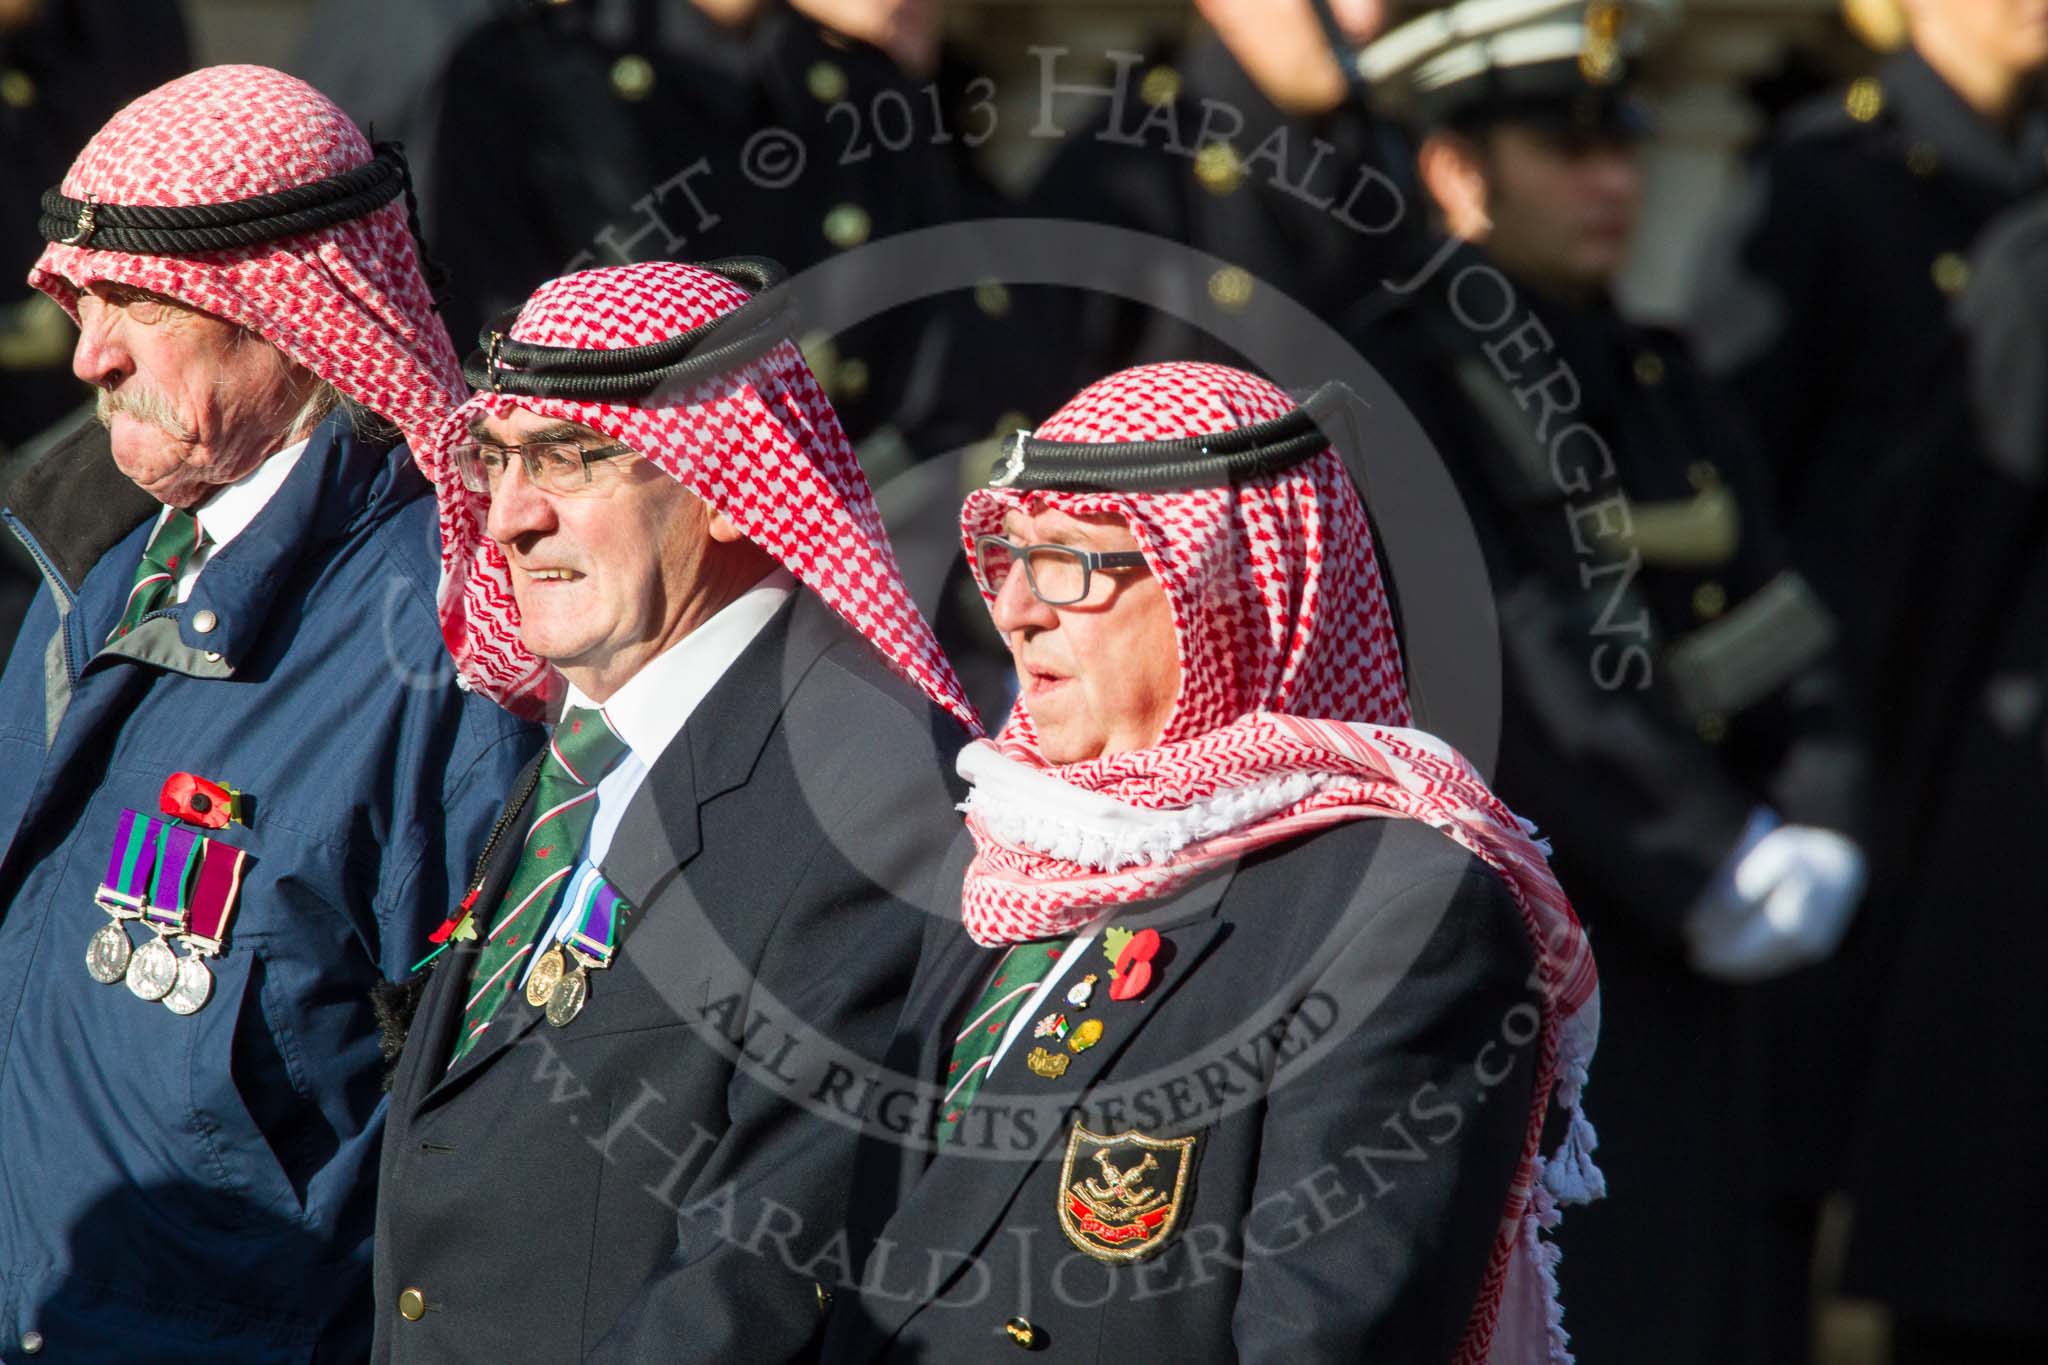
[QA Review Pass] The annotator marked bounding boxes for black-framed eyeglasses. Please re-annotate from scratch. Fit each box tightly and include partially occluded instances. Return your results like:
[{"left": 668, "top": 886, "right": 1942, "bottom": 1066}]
[
  {"left": 971, "top": 534, "right": 1149, "bottom": 607},
  {"left": 448, "top": 440, "right": 636, "bottom": 497}
]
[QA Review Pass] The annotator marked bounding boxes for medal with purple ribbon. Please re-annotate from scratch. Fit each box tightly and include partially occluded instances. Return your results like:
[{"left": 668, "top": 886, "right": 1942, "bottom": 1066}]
[
  {"left": 544, "top": 877, "right": 629, "bottom": 1028},
  {"left": 85, "top": 810, "right": 162, "bottom": 984},
  {"left": 127, "top": 824, "right": 200, "bottom": 1002}
]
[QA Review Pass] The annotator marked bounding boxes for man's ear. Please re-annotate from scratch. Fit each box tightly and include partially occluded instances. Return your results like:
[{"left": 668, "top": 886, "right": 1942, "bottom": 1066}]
[{"left": 1417, "top": 129, "right": 1492, "bottom": 242}]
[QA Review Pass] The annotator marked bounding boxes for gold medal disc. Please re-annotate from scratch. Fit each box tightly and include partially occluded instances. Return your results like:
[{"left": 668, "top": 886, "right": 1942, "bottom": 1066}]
[
  {"left": 545, "top": 966, "right": 589, "bottom": 1028},
  {"left": 526, "top": 945, "right": 567, "bottom": 1008}
]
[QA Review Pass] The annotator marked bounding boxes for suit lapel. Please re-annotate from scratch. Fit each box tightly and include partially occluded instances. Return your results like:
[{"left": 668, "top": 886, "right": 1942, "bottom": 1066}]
[{"left": 852, "top": 871, "right": 1236, "bottom": 1354}]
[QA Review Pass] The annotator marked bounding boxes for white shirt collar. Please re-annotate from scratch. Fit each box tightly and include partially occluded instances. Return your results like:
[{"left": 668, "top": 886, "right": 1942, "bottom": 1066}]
[
  {"left": 562, "top": 567, "right": 797, "bottom": 768},
  {"left": 191, "top": 436, "right": 311, "bottom": 551}
]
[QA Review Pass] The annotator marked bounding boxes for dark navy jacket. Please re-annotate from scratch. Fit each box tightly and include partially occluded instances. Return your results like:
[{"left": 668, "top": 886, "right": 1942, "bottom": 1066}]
[{"left": 0, "top": 414, "right": 536, "bottom": 1363}]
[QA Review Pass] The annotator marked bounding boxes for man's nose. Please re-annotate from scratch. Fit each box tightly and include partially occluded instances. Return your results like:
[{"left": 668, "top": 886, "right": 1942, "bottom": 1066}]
[
  {"left": 988, "top": 557, "right": 1057, "bottom": 635},
  {"left": 484, "top": 458, "right": 557, "bottom": 545},
  {"left": 71, "top": 306, "right": 133, "bottom": 389}
]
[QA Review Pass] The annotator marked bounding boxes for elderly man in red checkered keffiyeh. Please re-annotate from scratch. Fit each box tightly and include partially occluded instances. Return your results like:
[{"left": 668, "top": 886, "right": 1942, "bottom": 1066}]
[{"left": 855, "top": 362, "right": 1602, "bottom": 1363}]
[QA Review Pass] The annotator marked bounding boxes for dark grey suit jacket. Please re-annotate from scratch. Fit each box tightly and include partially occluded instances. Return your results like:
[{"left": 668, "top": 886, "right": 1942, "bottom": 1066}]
[
  {"left": 372, "top": 593, "right": 969, "bottom": 1363},
  {"left": 823, "top": 816, "right": 1541, "bottom": 1364}
]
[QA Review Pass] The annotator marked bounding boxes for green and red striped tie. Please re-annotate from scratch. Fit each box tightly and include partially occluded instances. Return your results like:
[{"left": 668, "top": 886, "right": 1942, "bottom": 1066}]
[
  {"left": 109, "top": 509, "right": 204, "bottom": 642},
  {"left": 449, "top": 705, "right": 630, "bottom": 1065},
  {"left": 936, "top": 937, "right": 1071, "bottom": 1142}
]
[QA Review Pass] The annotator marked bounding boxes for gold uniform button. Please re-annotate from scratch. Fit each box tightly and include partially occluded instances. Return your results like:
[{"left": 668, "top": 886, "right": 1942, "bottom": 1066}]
[
  {"left": 1692, "top": 581, "right": 1727, "bottom": 620},
  {"left": 1005, "top": 1316, "right": 1042, "bottom": 1349},
  {"left": 823, "top": 203, "right": 871, "bottom": 249},
  {"left": 974, "top": 280, "right": 1012, "bottom": 318},
  {"left": 1845, "top": 77, "right": 1884, "bottom": 123},
  {"left": 19, "top": 1331, "right": 43, "bottom": 1354},
  {"left": 1696, "top": 712, "right": 1729, "bottom": 744},
  {"left": 0, "top": 70, "right": 35, "bottom": 109},
  {"left": 1906, "top": 141, "right": 1940, "bottom": 177},
  {"left": 815, "top": 1281, "right": 833, "bottom": 1311},
  {"left": 1932, "top": 252, "right": 1970, "bottom": 296},
  {"left": 1632, "top": 351, "right": 1665, "bottom": 387},
  {"left": 1139, "top": 65, "right": 1181, "bottom": 108},
  {"left": 1194, "top": 141, "right": 1245, "bottom": 196},
  {"left": 837, "top": 357, "right": 870, "bottom": 401},
  {"left": 610, "top": 54, "right": 655, "bottom": 102},
  {"left": 191, "top": 609, "right": 218, "bottom": 634},
  {"left": 398, "top": 1287, "right": 426, "bottom": 1321},
  {"left": 807, "top": 61, "right": 848, "bottom": 104},
  {"left": 1208, "top": 266, "right": 1254, "bottom": 312}
]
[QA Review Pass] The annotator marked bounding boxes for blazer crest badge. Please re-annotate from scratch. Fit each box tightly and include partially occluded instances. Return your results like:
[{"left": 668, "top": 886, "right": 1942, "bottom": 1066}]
[{"left": 1057, "top": 1122, "right": 1196, "bottom": 1263}]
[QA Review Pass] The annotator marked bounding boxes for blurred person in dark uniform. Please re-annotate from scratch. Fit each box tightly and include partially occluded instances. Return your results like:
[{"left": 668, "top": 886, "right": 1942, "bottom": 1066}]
[
  {"left": 0, "top": 0, "right": 188, "bottom": 649},
  {"left": 291, "top": 0, "right": 509, "bottom": 218},
  {"left": 0, "top": 0, "right": 188, "bottom": 449},
  {"left": 1690, "top": 0, "right": 2048, "bottom": 674},
  {"left": 1841, "top": 194, "right": 2048, "bottom": 1365},
  {"left": 1690, "top": 8, "right": 2048, "bottom": 1343},
  {"left": 996, "top": 0, "right": 1399, "bottom": 426},
  {"left": 424, "top": 0, "right": 993, "bottom": 449},
  {"left": 1347, "top": 3, "right": 1868, "bottom": 1360}
]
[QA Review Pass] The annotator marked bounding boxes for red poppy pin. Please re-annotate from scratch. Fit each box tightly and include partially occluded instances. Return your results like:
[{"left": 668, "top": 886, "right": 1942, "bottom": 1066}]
[
  {"left": 1105, "top": 927, "right": 1162, "bottom": 1002},
  {"left": 160, "top": 772, "right": 241, "bottom": 829}
]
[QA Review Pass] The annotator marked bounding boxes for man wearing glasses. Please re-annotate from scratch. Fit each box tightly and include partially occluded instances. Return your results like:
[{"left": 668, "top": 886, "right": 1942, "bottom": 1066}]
[
  {"left": 370, "top": 259, "right": 978, "bottom": 1364},
  {"left": 824, "top": 363, "right": 1598, "bottom": 1363}
]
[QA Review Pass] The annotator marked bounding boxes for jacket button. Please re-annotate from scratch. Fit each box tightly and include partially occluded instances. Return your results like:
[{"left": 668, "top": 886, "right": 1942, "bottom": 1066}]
[
  {"left": 815, "top": 1281, "right": 832, "bottom": 1311},
  {"left": 398, "top": 1287, "right": 426, "bottom": 1321},
  {"left": 191, "top": 609, "right": 218, "bottom": 634},
  {"left": 1005, "top": 1316, "right": 1042, "bottom": 1349},
  {"left": 20, "top": 1330, "right": 43, "bottom": 1354}
]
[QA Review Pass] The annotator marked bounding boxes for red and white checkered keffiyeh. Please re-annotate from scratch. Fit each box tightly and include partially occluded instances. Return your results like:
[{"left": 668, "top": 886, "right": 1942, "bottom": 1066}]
[
  {"left": 429, "top": 260, "right": 978, "bottom": 730},
  {"left": 957, "top": 362, "right": 1601, "bottom": 1365},
  {"left": 30, "top": 64, "right": 464, "bottom": 485}
]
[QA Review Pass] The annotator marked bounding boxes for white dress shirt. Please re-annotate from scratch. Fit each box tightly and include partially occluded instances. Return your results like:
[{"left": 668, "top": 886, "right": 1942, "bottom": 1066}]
[
  {"left": 517, "top": 568, "right": 796, "bottom": 989},
  {"left": 166, "top": 437, "right": 311, "bottom": 601}
]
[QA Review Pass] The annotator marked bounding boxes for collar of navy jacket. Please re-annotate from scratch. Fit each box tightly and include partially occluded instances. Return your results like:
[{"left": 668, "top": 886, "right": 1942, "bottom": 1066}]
[
  {"left": 6, "top": 409, "right": 418, "bottom": 675},
  {"left": 403, "top": 590, "right": 847, "bottom": 1110},
  {"left": 838, "top": 846, "right": 1237, "bottom": 1354}
]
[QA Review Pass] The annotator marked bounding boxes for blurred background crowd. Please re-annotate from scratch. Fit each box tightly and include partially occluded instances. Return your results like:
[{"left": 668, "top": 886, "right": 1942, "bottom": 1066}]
[{"left": 1, "top": 2, "right": 2043, "bottom": 1363}]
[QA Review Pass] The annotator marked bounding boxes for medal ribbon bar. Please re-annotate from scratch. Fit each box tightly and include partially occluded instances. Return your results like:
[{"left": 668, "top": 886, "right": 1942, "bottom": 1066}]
[
  {"left": 184, "top": 841, "right": 248, "bottom": 956},
  {"left": 565, "top": 879, "right": 624, "bottom": 968},
  {"left": 97, "top": 810, "right": 161, "bottom": 914},
  {"left": 144, "top": 824, "right": 203, "bottom": 933}
]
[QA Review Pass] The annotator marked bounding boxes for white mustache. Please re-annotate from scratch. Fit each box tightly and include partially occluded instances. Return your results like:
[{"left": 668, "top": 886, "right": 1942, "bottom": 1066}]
[{"left": 96, "top": 385, "right": 197, "bottom": 442}]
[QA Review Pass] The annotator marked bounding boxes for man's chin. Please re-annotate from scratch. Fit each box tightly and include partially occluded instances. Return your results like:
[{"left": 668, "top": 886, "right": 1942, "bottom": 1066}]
[{"left": 108, "top": 439, "right": 203, "bottom": 505}]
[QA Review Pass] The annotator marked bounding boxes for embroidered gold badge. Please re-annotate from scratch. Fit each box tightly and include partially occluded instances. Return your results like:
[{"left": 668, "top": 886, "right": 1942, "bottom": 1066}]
[{"left": 1057, "top": 1123, "right": 1196, "bottom": 1263}]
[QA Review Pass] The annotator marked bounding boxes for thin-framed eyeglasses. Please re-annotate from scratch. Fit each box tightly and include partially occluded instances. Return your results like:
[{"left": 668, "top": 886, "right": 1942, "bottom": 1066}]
[
  {"left": 448, "top": 440, "right": 635, "bottom": 497},
  {"left": 971, "top": 534, "right": 1149, "bottom": 607}
]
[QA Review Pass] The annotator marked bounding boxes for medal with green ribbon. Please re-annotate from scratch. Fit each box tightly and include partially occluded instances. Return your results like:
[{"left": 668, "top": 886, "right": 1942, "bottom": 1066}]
[
  {"left": 128, "top": 823, "right": 201, "bottom": 1002},
  {"left": 537, "top": 876, "right": 628, "bottom": 1028},
  {"left": 86, "top": 810, "right": 161, "bottom": 985}
]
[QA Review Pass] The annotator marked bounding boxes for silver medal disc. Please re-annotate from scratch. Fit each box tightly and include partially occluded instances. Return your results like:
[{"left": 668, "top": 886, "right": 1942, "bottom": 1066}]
[
  {"left": 125, "top": 936, "right": 180, "bottom": 1001},
  {"left": 162, "top": 954, "right": 214, "bottom": 1016},
  {"left": 544, "top": 967, "right": 589, "bottom": 1028},
  {"left": 86, "top": 919, "right": 134, "bottom": 984}
]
